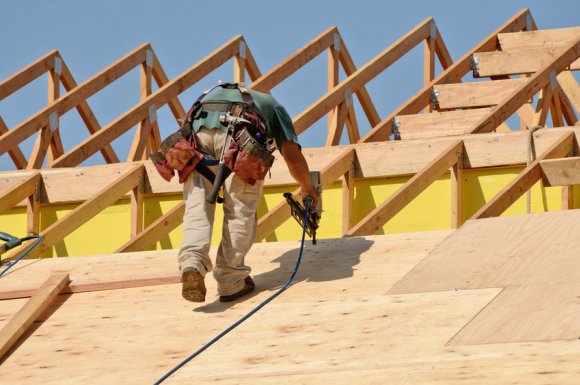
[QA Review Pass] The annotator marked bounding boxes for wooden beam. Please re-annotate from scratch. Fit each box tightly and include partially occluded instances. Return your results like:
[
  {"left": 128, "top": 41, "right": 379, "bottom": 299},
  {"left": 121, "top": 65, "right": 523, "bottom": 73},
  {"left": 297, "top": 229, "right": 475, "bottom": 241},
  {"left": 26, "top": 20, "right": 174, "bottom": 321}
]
[
  {"left": 0, "top": 50, "right": 58, "bottom": 101},
  {"left": 498, "top": 26, "right": 580, "bottom": 51},
  {"left": 149, "top": 52, "right": 181, "bottom": 153},
  {"left": 345, "top": 102, "right": 360, "bottom": 144},
  {"left": 562, "top": 185, "right": 573, "bottom": 210},
  {"left": 474, "top": 47, "right": 580, "bottom": 77},
  {"left": 434, "top": 79, "right": 526, "bottom": 109},
  {"left": 557, "top": 85, "right": 578, "bottom": 126},
  {"left": 326, "top": 102, "right": 348, "bottom": 146},
  {"left": 433, "top": 25, "right": 454, "bottom": 70},
  {"left": 471, "top": 131, "right": 573, "bottom": 219},
  {"left": 59, "top": 58, "right": 120, "bottom": 164},
  {"left": 0, "top": 44, "right": 151, "bottom": 160},
  {"left": 540, "top": 156, "right": 580, "bottom": 186},
  {"left": 0, "top": 273, "right": 69, "bottom": 360},
  {"left": 241, "top": 39, "right": 263, "bottom": 83},
  {"left": 475, "top": 163, "right": 543, "bottom": 219},
  {"left": 47, "top": 65, "right": 64, "bottom": 164},
  {"left": 151, "top": 51, "right": 186, "bottom": 122},
  {"left": 451, "top": 149, "right": 464, "bottom": 229},
  {"left": 116, "top": 201, "right": 184, "bottom": 253},
  {"left": 130, "top": 175, "right": 144, "bottom": 238},
  {"left": 233, "top": 47, "right": 245, "bottom": 84},
  {"left": 27, "top": 65, "right": 65, "bottom": 170},
  {"left": 496, "top": 122, "right": 512, "bottom": 133},
  {"left": 0, "top": 171, "right": 41, "bottom": 214},
  {"left": 251, "top": 27, "right": 337, "bottom": 92},
  {"left": 143, "top": 128, "right": 572, "bottom": 185},
  {"left": 256, "top": 148, "right": 356, "bottom": 241},
  {"left": 318, "top": 148, "right": 357, "bottom": 189},
  {"left": 327, "top": 37, "right": 340, "bottom": 140},
  {"left": 0, "top": 275, "right": 181, "bottom": 300},
  {"left": 516, "top": 102, "right": 535, "bottom": 130},
  {"left": 531, "top": 87, "right": 553, "bottom": 127},
  {"left": 557, "top": 71, "right": 580, "bottom": 115},
  {"left": 148, "top": 120, "right": 162, "bottom": 153},
  {"left": 550, "top": 88, "right": 565, "bottom": 127},
  {"left": 51, "top": 37, "right": 243, "bottom": 168},
  {"left": 471, "top": 39, "right": 580, "bottom": 134},
  {"left": 27, "top": 126, "right": 52, "bottom": 169},
  {"left": 423, "top": 23, "right": 436, "bottom": 113},
  {"left": 292, "top": 17, "right": 433, "bottom": 135},
  {"left": 27, "top": 181, "right": 41, "bottom": 235},
  {"left": 361, "top": 8, "right": 534, "bottom": 142},
  {"left": 397, "top": 108, "right": 491, "bottom": 140},
  {"left": 10, "top": 163, "right": 139, "bottom": 205},
  {"left": 141, "top": 59, "right": 154, "bottom": 157},
  {"left": 255, "top": 188, "right": 299, "bottom": 243},
  {"left": 0, "top": 116, "right": 27, "bottom": 169},
  {"left": 347, "top": 140, "right": 463, "bottom": 236},
  {"left": 469, "top": 75, "right": 518, "bottom": 133},
  {"left": 128, "top": 62, "right": 153, "bottom": 161},
  {"left": 68, "top": 276, "right": 179, "bottom": 294},
  {"left": 8, "top": 164, "right": 144, "bottom": 260},
  {"left": 337, "top": 33, "right": 381, "bottom": 128},
  {"left": 342, "top": 160, "right": 355, "bottom": 235},
  {"left": 2, "top": 129, "right": 577, "bottom": 207}
]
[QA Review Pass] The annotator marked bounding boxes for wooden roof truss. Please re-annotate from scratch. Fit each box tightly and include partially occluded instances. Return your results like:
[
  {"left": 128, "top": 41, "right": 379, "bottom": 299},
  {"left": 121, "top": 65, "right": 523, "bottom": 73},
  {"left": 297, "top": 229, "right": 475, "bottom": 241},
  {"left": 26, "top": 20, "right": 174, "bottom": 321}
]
[{"left": 0, "top": 8, "right": 579, "bottom": 258}]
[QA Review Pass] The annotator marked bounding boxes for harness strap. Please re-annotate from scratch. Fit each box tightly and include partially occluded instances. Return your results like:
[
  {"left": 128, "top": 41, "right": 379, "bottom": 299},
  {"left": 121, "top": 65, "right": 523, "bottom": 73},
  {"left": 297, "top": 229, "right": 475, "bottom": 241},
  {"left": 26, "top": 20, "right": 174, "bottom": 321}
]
[
  {"left": 185, "top": 83, "right": 266, "bottom": 130},
  {"left": 198, "top": 101, "right": 233, "bottom": 113},
  {"left": 238, "top": 85, "right": 256, "bottom": 110}
]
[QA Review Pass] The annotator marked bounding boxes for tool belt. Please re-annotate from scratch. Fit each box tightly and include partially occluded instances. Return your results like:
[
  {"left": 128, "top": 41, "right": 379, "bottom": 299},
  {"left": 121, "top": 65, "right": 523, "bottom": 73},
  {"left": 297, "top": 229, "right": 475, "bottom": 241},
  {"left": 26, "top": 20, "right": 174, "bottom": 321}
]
[
  {"left": 150, "top": 122, "right": 204, "bottom": 184},
  {"left": 149, "top": 82, "right": 274, "bottom": 185},
  {"left": 224, "top": 126, "right": 275, "bottom": 186}
]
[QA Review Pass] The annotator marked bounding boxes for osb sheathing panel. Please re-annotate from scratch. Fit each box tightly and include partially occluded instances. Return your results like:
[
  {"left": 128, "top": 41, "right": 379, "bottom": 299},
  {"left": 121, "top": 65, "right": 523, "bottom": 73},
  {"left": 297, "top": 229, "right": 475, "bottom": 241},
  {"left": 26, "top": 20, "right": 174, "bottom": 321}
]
[
  {"left": 2, "top": 214, "right": 580, "bottom": 384},
  {"left": 450, "top": 283, "right": 580, "bottom": 345},
  {"left": 390, "top": 209, "right": 580, "bottom": 293},
  {"left": 390, "top": 209, "right": 580, "bottom": 346},
  {"left": 0, "top": 231, "right": 462, "bottom": 384},
  {"left": 0, "top": 231, "right": 451, "bottom": 299},
  {"left": 0, "top": 230, "right": 498, "bottom": 384}
]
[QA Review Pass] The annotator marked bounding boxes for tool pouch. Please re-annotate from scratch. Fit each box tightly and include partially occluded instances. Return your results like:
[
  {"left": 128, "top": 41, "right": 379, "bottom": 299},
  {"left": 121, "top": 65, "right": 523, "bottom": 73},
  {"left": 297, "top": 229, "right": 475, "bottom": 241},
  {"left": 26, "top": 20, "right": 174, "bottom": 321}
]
[
  {"left": 224, "top": 128, "right": 275, "bottom": 185},
  {"left": 150, "top": 151, "right": 175, "bottom": 182},
  {"left": 150, "top": 123, "right": 204, "bottom": 183},
  {"left": 162, "top": 126, "right": 203, "bottom": 171}
]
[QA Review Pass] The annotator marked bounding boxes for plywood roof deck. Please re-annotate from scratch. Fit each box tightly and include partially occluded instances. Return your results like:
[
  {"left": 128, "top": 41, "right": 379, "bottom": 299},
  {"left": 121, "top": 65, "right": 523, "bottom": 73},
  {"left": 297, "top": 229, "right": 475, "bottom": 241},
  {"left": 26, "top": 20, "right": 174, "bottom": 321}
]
[
  {"left": 0, "top": 230, "right": 453, "bottom": 383},
  {"left": 1, "top": 211, "right": 580, "bottom": 384},
  {"left": 1, "top": 7, "right": 580, "bottom": 384}
]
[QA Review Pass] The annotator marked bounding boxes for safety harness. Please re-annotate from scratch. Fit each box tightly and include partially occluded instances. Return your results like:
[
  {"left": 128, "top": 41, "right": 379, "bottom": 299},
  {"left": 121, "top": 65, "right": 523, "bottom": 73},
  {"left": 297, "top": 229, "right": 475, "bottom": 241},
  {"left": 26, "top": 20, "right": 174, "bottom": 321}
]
[{"left": 150, "top": 83, "right": 275, "bottom": 203}]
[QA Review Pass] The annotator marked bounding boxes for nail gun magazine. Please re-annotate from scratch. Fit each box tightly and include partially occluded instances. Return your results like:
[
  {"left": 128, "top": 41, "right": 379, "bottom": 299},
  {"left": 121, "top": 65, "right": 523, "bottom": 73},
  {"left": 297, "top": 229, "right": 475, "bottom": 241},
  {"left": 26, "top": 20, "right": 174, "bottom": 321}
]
[{"left": 283, "top": 171, "right": 321, "bottom": 244}]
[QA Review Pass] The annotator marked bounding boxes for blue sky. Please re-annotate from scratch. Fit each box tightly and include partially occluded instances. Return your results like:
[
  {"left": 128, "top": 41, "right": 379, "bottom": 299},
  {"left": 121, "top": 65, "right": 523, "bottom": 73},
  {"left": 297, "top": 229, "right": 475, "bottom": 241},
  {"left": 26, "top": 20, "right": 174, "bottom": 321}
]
[{"left": 1, "top": 0, "right": 579, "bottom": 170}]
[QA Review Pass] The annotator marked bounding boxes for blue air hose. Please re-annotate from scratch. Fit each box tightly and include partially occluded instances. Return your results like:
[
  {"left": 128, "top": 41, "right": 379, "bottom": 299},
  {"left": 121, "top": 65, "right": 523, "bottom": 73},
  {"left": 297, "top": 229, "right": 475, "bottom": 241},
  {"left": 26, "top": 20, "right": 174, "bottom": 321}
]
[
  {"left": 0, "top": 234, "right": 43, "bottom": 278},
  {"left": 154, "top": 200, "right": 312, "bottom": 384}
]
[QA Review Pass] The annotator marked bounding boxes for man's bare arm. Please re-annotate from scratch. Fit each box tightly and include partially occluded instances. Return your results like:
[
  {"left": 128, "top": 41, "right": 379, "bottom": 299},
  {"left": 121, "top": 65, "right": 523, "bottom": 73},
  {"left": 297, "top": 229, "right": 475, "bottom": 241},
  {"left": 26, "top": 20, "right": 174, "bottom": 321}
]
[{"left": 280, "top": 141, "right": 319, "bottom": 209}]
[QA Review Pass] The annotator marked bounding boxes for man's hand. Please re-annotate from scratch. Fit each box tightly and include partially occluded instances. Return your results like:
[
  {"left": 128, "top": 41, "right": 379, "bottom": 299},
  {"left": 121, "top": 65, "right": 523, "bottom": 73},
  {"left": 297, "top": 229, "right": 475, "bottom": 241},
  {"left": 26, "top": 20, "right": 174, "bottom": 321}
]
[{"left": 301, "top": 184, "right": 319, "bottom": 212}]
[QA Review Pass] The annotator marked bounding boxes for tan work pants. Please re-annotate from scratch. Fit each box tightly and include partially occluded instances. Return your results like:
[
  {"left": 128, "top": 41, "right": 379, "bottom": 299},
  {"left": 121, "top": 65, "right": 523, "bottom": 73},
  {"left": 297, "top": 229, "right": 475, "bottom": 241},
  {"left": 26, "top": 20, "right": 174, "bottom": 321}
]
[{"left": 177, "top": 127, "right": 263, "bottom": 296}]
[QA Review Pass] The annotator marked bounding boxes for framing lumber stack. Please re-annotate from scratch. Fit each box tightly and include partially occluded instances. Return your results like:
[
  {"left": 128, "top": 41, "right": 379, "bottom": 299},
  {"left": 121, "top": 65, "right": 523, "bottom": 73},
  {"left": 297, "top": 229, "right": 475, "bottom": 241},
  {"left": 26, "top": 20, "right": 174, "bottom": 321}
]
[{"left": 0, "top": 7, "right": 579, "bottom": 384}]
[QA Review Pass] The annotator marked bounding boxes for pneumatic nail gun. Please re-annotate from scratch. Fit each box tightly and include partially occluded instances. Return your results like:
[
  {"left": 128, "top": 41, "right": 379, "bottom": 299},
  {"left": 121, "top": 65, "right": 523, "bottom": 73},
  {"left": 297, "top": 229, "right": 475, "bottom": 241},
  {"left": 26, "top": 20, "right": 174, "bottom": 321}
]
[{"left": 283, "top": 171, "right": 322, "bottom": 244}]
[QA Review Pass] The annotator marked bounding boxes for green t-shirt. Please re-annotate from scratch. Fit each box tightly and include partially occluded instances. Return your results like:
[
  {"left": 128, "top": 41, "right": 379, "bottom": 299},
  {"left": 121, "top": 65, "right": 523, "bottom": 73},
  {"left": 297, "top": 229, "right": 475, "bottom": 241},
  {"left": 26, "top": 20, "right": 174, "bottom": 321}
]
[{"left": 191, "top": 87, "right": 300, "bottom": 150}]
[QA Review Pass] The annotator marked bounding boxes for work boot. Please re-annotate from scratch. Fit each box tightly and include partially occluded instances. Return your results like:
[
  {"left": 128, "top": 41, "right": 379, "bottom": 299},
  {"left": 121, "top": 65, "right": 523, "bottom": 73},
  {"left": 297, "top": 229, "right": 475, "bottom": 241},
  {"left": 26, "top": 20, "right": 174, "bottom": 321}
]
[
  {"left": 219, "top": 276, "right": 255, "bottom": 303},
  {"left": 181, "top": 267, "right": 206, "bottom": 302}
]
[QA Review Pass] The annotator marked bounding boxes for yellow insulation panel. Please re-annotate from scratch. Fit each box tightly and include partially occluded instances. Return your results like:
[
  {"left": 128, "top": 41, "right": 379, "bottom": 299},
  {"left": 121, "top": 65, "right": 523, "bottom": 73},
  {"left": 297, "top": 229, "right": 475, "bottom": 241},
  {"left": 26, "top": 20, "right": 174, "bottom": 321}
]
[
  {"left": 0, "top": 166, "right": 575, "bottom": 257},
  {"left": 43, "top": 202, "right": 133, "bottom": 258}
]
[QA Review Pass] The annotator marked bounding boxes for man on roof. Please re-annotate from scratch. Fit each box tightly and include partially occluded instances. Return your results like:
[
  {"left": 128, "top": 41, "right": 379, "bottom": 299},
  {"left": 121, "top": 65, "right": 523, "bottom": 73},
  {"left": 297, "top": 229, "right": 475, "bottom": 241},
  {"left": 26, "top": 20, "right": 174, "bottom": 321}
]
[{"left": 154, "top": 82, "right": 318, "bottom": 303}]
